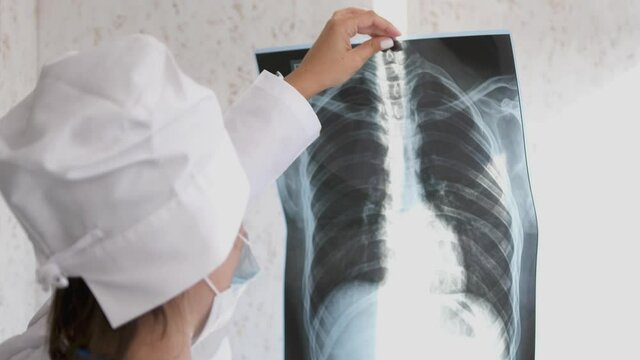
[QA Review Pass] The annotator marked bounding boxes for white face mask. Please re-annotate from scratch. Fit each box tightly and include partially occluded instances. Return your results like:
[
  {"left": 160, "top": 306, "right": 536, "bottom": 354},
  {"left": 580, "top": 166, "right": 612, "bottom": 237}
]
[{"left": 192, "top": 233, "right": 260, "bottom": 347}]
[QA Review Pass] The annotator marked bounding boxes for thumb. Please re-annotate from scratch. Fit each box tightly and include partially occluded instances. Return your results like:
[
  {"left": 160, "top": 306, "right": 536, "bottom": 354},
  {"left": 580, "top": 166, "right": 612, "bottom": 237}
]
[{"left": 348, "top": 37, "right": 394, "bottom": 67}]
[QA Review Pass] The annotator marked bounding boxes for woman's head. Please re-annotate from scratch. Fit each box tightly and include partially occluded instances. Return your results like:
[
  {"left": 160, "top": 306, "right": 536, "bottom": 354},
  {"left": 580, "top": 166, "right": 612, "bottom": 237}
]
[
  {"left": 1, "top": 36, "right": 253, "bottom": 358},
  {"left": 0, "top": 34, "right": 252, "bottom": 340}
]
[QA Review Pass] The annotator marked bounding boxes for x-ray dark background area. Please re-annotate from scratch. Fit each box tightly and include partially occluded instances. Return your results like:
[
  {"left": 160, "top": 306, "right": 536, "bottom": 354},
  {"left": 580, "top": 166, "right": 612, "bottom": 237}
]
[{"left": 256, "top": 33, "right": 537, "bottom": 360}]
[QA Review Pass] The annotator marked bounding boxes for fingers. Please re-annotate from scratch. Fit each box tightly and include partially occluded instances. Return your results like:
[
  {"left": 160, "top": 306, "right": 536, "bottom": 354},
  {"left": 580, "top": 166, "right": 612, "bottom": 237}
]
[
  {"left": 348, "top": 36, "right": 394, "bottom": 68},
  {"left": 297, "top": 8, "right": 402, "bottom": 95}
]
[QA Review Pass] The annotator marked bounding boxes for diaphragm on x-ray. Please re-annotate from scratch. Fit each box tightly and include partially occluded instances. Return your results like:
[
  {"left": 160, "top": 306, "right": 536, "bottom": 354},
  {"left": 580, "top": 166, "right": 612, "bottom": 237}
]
[{"left": 256, "top": 32, "right": 538, "bottom": 360}]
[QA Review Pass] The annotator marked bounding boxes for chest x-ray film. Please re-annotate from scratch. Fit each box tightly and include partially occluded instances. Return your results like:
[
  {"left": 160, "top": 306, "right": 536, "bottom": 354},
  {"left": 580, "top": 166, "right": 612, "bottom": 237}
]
[{"left": 256, "top": 32, "right": 538, "bottom": 360}]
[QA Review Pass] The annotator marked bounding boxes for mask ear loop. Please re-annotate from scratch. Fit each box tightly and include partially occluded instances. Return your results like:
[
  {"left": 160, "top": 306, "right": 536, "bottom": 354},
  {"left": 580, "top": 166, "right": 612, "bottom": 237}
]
[
  {"left": 238, "top": 232, "right": 251, "bottom": 246},
  {"left": 204, "top": 277, "right": 221, "bottom": 296},
  {"left": 203, "top": 230, "right": 250, "bottom": 296}
]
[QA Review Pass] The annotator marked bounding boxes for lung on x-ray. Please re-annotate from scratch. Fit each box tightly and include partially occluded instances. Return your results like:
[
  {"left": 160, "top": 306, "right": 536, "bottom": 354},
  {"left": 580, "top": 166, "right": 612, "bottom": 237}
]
[{"left": 256, "top": 32, "right": 538, "bottom": 360}]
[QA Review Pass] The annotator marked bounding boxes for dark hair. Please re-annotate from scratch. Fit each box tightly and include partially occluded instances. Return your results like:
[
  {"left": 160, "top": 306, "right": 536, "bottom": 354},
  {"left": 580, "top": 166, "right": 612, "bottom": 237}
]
[{"left": 48, "top": 278, "right": 167, "bottom": 360}]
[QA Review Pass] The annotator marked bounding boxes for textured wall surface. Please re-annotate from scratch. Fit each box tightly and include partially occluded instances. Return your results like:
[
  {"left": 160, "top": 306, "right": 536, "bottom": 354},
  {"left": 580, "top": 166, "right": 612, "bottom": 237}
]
[
  {"left": 1, "top": 0, "right": 639, "bottom": 359},
  {"left": 36, "top": 0, "right": 370, "bottom": 111},
  {"left": 0, "top": 0, "right": 50, "bottom": 343}
]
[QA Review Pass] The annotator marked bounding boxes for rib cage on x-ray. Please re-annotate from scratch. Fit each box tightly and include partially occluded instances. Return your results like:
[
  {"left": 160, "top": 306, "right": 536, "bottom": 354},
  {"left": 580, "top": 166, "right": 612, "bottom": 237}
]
[
  {"left": 406, "top": 49, "right": 522, "bottom": 356},
  {"left": 305, "top": 61, "right": 390, "bottom": 359},
  {"left": 261, "top": 34, "right": 537, "bottom": 360},
  {"left": 307, "top": 61, "right": 389, "bottom": 317}
]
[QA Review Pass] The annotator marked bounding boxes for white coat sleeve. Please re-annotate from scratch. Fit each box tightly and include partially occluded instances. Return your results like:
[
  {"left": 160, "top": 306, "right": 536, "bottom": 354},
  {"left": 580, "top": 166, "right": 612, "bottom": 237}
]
[{"left": 223, "top": 70, "right": 321, "bottom": 197}]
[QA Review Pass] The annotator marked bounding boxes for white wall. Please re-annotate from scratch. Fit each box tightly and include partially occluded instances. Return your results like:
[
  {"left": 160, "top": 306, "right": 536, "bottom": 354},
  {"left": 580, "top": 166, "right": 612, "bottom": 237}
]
[
  {"left": 0, "top": 0, "right": 50, "bottom": 343},
  {"left": 1, "top": 0, "right": 639, "bottom": 358}
]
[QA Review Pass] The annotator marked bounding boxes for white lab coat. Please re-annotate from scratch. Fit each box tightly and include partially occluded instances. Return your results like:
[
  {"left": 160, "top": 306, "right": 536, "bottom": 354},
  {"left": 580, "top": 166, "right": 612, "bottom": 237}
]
[{"left": 0, "top": 69, "right": 321, "bottom": 360}]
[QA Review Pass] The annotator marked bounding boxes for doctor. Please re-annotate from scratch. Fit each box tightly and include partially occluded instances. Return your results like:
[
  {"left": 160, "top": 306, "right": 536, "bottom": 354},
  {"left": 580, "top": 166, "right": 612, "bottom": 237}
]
[{"left": 0, "top": 7, "right": 400, "bottom": 360}]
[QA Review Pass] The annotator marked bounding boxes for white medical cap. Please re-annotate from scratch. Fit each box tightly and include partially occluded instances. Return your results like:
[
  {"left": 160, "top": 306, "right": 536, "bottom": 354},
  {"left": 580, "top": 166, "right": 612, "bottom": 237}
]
[{"left": 0, "top": 34, "right": 251, "bottom": 328}]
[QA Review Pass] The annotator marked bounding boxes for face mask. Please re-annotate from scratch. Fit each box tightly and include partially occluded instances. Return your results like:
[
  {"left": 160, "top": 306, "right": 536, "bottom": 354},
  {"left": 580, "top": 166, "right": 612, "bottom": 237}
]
[{"left": 192, "top": 232, "right": 259, "bottom": 347}]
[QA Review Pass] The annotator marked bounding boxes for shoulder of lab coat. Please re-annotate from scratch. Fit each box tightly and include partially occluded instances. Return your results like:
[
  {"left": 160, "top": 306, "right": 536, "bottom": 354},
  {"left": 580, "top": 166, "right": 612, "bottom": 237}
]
[
  {"left": 0, "top": 300, "right": 51, "bottom": 360},
  {"left": 224, "top": 70, "right": 321, "bottom": 197}
]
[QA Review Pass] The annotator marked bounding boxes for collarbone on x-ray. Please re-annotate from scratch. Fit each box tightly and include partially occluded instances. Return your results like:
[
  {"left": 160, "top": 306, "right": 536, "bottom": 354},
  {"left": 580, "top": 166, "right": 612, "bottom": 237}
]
[{"left": 256, "top": 33, "right": 538, "bottom": 360}]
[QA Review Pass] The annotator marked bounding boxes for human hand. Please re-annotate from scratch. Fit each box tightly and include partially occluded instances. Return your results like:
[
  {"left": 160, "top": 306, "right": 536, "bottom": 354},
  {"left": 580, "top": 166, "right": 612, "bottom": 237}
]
[{"left": 285, "top": 8, "right": 401, "bottom": 99}]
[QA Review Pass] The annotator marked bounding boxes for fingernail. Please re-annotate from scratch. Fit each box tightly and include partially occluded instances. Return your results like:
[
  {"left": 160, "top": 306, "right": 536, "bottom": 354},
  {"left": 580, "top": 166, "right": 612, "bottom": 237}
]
[{"left": 380, "top": 38, "right": 394, "bottom": 50}]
